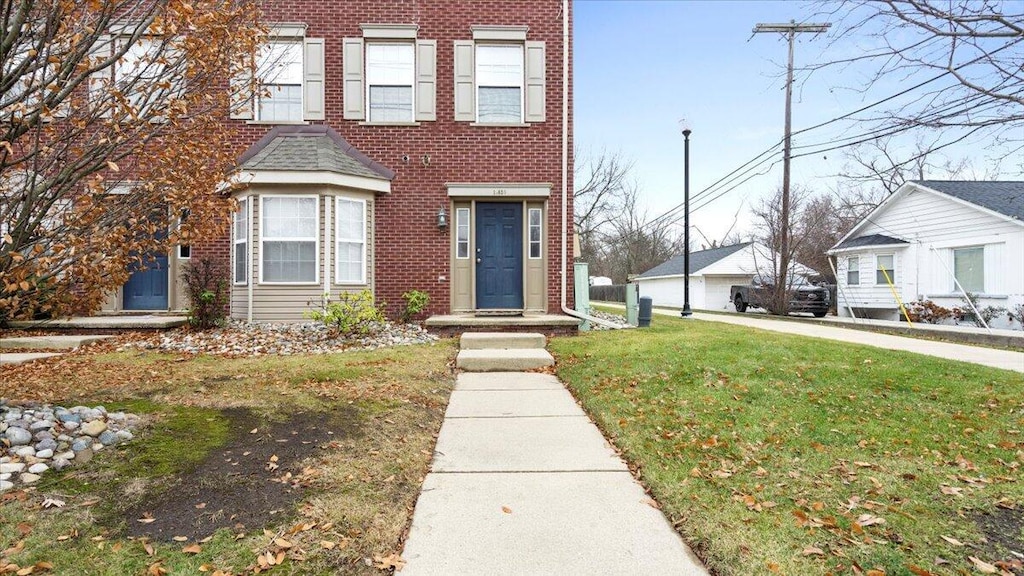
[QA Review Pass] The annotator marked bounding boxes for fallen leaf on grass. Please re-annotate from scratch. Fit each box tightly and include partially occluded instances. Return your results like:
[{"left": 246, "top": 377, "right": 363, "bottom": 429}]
[
  {"left": 907, "top": 565, "right": 935, "bottom": 576},
  {"left": 182, "top": 544, "right": 202, "bottom": 554},
  {"left": 968, "top": 556, "right": 998, "bottom": 574},
  {"left": 147, "top": 562, "right": 167, "bottom": 576},
  {"left": 855, "top": 513, "right": 886, "bottom": 527},
  {"left": 802, "top": 546, "right": 825, "bottom": 556},
  {"left": 501, "top": 506, "right": 512, "bottom": 514},
  {"left": 940, "top": 485, "right": 964, "bottom": 497},
  {"left": 137, "top": 513, "right": 156, "bottom": 524},
  {"left": 320, "top": 541, "right": 336, "bottom": 550},
  {"left": 273, "top": 538, "right": 293, "bottom": 549},
  {"left": 373, "top": 554, "right": 406, "bottom": 571},
  {"left": 172, "top": 536, "right": 188, "bottom": 542},
  {"left": 940, "top": 535, "right": 964, "bottom": 547},
  {"left": 41, "top": 498, "right": 65, "bottom": 509}
]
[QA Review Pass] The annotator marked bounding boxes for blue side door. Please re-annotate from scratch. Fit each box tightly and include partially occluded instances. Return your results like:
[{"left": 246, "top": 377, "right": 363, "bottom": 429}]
[
  {"left": 123, "top": 252, "right": 169, "bottom": 310},
  {"left": 476, "top": 203, "right": 523, "bottom": 310}
]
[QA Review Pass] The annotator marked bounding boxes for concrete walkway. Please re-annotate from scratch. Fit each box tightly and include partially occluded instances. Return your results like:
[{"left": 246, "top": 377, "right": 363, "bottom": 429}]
[
  {"left": 648, "top": 307, "right": 1022, "bottom": 373},
  {"left": 401, "top": 372, "right": 708, "bottom": 575}
]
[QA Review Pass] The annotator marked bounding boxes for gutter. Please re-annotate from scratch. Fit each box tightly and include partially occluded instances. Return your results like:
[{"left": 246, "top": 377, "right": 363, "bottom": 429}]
[{"left": 557, "top": 0, "right": 621, "bottom": 330}]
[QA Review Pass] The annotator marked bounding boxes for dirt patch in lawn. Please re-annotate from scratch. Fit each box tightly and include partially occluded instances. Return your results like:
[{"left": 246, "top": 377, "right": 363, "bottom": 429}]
[
  {"left": 121, "top": 407, "right": 359, "bottom": 542},
  {"left": 975, "top": 507, "right": 1024, "bottom": 562}
]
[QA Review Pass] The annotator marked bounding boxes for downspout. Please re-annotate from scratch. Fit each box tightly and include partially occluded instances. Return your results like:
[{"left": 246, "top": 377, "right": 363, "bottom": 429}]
[{"left": 558, "top": 0, "right": 623, "bottom": 329}]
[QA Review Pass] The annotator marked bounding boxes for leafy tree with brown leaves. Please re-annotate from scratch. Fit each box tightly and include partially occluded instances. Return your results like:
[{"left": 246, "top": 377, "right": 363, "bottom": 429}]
[{"left": 0, "top": 0, "right": 264, "bottom": 322}]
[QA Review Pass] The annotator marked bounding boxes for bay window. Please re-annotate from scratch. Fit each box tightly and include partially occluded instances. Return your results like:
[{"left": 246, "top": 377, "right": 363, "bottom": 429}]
[
  {"left": 260, "top": 196, "right": 317, "bottom": 283},
  {"left": 233, "top": 198, "right": 248, "bottom": 284},
  {"left": 335, "top": 198, "right": 366, "bottom": 284}
]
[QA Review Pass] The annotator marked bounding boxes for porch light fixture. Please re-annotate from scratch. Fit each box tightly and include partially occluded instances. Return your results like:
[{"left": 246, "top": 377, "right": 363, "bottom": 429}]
[
  {"left": 679, "top": 118, "right": 692, "bottom": 318},
  {"left": 436, "top": 206, "right": 448, "bottom": 229}
]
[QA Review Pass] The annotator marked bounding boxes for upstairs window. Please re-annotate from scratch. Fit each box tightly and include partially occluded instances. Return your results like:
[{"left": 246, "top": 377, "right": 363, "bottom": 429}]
[
  {"left": 366, "top": 43, "right": 415, "bottom": 122},
  {"left": 453, "top": 27, "right": 545, "bottom": 124},
  {"left": 953, "top": 246, "right": 984, "bottom": 293},
  {"left": 476, "top": 44, "right": 523, "bottom": 123},
  {"left": 875, "top": 254, "right": 895, "bottom": 285},
  {"left": 846, "top": 256, "right": 859, "bottom": 285},
  {"left": 257, "top": 40, "right": 303, "bottom": 122}
]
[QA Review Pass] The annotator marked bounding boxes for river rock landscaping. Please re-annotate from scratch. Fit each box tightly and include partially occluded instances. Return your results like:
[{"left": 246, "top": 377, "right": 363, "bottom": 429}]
[
  {"left": 0, "top": 401, "right": 140, "bottom": 491},
  {"left": 119, "top": 319, "right": 438, "bottom": 357}
]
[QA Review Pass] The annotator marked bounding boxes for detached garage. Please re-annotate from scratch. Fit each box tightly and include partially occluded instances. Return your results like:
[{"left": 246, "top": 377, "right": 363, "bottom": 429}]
[{"left": 634, "top": 242, "right": 767, "bottom": 311}]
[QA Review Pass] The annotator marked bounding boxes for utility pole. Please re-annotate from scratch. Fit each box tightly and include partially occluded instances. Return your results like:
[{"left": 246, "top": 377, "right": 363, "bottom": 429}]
[{"left": 753, "top": 20, "right": 829, "bottom": 314}]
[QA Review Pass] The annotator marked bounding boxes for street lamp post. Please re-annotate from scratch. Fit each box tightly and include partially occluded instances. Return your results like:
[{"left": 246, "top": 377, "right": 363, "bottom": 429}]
[{"left": 679, "top": 119, "right": 692, "bottom": 318}]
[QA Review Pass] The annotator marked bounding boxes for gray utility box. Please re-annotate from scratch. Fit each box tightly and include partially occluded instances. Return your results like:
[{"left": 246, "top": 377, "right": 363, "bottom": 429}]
[{"left": 638, "top": 296, "right": 653, "bottom": 327}]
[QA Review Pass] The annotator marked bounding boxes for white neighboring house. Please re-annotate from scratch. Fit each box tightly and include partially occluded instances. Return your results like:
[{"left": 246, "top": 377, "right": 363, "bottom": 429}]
[
  {"left": 827, "top": 180, "right": 1024, "bottom": 328},
  {"left": 635, "top": 242, "right": 814, "bottom": 311}
]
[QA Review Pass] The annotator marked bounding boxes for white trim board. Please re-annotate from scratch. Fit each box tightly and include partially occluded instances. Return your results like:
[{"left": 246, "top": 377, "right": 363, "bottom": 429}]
[
  {"left": 447, "top": 183, "right": 551, "bottom": 198},
  {"left": 239, "top": 170, "right": 391, "bottom": 194}
]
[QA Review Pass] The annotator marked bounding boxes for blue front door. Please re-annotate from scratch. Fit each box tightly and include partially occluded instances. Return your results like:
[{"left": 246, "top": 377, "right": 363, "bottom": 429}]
[
  {"left": 123, "top": 253, "right": 169, "bottom": 310},
  {"left": 476, "top": 203, "right": 523, "bottom": 310}
]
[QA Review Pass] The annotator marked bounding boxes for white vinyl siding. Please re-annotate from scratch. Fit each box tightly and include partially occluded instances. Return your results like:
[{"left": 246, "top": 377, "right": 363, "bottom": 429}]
[
  {"left": 260, "top": 195, "right": 318, "bottom": 283},
  {"left": 475, "top": 44, "right": 523, "bottom": 123},
  {"left": 847, "top": 256, "right": 859, "bottom": 285},
  {"left": 456, "top": 208, "right": 470, "bottom": 259},
  {"left": 335, "top": 198, "right": 366, "bottom": 284},
  {"left": 528, "top": 208, "right": 542, "bottom": 259},
  {"left": 366, "top": 43, "right": 414, "bottom": 123},
  {"left": 233, "top": 198, "right": 248, "bottom": 284},
  {"left": 953, "top": 246, "right": 984, "bottom": 293},
  {"left": 876, "top": 254, "right": 895, "bottom": 285}
]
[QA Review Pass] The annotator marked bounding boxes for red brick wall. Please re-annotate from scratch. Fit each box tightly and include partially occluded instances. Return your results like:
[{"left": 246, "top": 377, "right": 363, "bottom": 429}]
[{"left": 194, "top": 0, "right": 574, "bottom": 317}]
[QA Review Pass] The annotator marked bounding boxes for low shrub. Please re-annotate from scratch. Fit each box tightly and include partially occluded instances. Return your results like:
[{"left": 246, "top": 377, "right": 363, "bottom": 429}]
[
  {"left": 400, "top": 289, "right": 430, "bottom": 323},
  {"left": 305, "top": 289, "right": 385, "bottom": 335},
  {"left": 181, "top": 257, "right": 229, "bottom": 329},
  {"left": 953, "top": 292, "right": 1007, "bottom": 328},
  {"left": 904, "top": 299, "right": 953, "bottom": 324}
]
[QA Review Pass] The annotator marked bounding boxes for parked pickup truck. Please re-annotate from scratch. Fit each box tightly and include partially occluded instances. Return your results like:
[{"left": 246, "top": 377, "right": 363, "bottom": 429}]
[{"left": 731, "top": 277, "right": 830, "bottom": 317}]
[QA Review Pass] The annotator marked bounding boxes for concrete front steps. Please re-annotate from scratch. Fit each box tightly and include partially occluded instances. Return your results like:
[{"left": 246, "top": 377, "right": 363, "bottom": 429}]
[
  {"left": 0, "top": 335, "right": 114, "bottom": 366},
  {"left": 455, "top": 332, "right": 554, "bottom": 372}
]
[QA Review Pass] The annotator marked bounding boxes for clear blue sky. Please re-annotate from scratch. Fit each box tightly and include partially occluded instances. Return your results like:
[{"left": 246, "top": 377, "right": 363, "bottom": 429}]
[{"left": 573, "top": 0, "right": 1001, "bottom": 245}]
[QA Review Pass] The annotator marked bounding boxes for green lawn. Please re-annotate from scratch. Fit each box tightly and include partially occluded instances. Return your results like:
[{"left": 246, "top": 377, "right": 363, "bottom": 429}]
[
  {"left": 0, "top": 340, "right": 456, "bottom": 575},
  {"left": 550, "top": 315, "right": 1023, "bottom": 576}
]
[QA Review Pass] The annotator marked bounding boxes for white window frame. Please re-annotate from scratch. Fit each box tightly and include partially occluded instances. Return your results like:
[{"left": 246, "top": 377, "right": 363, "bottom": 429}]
[
  {"left": 255, "top": 38, "right": 304, "bottom": 123},
  {"left": 474, "top": 43, "right": 524, "bottom": 124},
  {"left": 233, "top": 197, "right": 249, "bottom": 285},
  {"left": 846, "top": 256, "right": 859, "bottom": 286},
  {"left": 952, "top": 246, "right": 985, "bottom": 293},
  {"left": 258, "top": 194, "right": 319, "bottom": 285},
  {"left": 528, "top": 207, "right": 542, "bottom": 259},
  {"left": 365, "top": 42, "right": 415, "bottom": 123},
  {"left": 875, "top": 254, "right": 895, "bottom": 286},
  {"left": 455, "top": 208, "right": 470, "bottom": 259},
  {"left": 334, "top": 197, "right": 366, "bottom": 285},
  {"left": 178, "top": 245, "right": 191, "bottom": 259}
]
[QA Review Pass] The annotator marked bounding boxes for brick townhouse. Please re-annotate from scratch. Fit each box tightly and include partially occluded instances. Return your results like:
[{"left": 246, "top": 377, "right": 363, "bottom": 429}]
[{"left": 100, "top": 0, "right": 578, "bottom": 330}]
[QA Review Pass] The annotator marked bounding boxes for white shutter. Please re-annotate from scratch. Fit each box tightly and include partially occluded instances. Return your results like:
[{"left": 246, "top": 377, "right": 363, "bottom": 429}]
[
  {"left": 415, "top": 40, "right": 436, "bottom": 121},
  {"left": 89, "top": 36, "right": 113, "bottom": 119},
  {"left": 303, "top": 38, "right": 325, "bottom": 120},
  {"left": 524, "top": 41, "right": 545, "bottom": 123},
  {"left": 229, "top": 49, "right": 254, "bottom": 120},
  {"left": 342, "top": 37, "right": 364, "bottom": 120},
  {"left": 453, "top": 40, "right": 475, "bottom": 122}
]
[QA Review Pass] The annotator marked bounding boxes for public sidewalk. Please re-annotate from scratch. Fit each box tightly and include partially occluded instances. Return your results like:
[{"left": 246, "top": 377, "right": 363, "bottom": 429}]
[{"left": 400, "top": 372, "right": 708, "bottom": 576}]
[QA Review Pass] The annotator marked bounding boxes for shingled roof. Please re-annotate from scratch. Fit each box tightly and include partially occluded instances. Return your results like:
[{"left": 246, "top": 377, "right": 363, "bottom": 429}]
[
  {"left": 833, "top": 233, "right": 909, "bottom": 250},
  {"left": 238, "top": 125, "right": 394, "bottom": 181},
  {"left": 636, "top": 242, "right": 752, "bottom": 278},
  {"left": 915, "top": 180, "right": 1024, "bottom": 221}
]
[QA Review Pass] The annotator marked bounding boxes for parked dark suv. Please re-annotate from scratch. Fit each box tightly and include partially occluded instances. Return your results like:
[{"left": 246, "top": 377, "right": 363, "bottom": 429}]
[{"left": 730, "top": 276, "right": 830, "bottom": 317}]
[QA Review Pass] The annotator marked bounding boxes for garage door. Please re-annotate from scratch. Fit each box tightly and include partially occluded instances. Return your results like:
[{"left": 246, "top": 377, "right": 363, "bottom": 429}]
[{"left": 705, "top": 275, "right": 753, "bottom": 311}]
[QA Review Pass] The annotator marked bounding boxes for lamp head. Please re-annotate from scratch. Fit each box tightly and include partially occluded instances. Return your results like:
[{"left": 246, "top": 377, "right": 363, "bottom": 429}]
[{"left": 678, "top": 118, "right": 692, "bottom": 137}]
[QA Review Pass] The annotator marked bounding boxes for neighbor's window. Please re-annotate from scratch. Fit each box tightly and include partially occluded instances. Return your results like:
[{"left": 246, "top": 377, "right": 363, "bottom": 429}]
[
  {"left": 953, "top": 246, "right": 984, "bottom": 293},
  {"left": 178, "top": 245, "right": 191, "bottom": 259},
  {"left": 335, "top": 198, "right": 365, "bottom": 284},
  {"left": 233, "top": 197, "right": 248, "bottom": 284},
  {"left": 261, "top": 196, "right": 317, "bottom": 283},
  {"left": 257, "top": 40, "right": 303, "bottom": 122},
  {"left": 875, "top": 254, "right": 895, "bottom": 285},
  {"left": 366, "top": 43, "right": 414, "bottom": 122},
  {"left": 455, "top": 208, "right": 470, "bottom": 259},
  {"left": 476, "top": 44, "right": 523, "bottom": 123},
  {"left": 528, "top": 208, "right": 542, "bottom": 259},
  {"left": 846, "top": 256, "right": 859, "bottom": 285}
]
